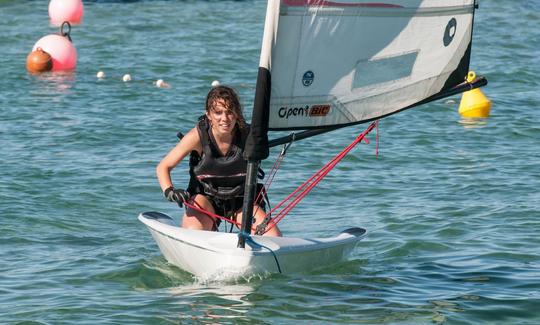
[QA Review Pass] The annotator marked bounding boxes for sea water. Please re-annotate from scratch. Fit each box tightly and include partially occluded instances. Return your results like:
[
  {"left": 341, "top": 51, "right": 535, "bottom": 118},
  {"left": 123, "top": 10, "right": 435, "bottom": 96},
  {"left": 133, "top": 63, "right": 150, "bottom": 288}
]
[{"left": 1, "top": 0, "right": 539, "bottom": 324}]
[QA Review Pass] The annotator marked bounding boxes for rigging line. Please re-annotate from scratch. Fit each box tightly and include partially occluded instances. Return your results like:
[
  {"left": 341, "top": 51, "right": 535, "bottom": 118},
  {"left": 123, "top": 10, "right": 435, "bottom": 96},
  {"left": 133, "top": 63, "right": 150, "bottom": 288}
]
[
  {"left": 268, "top": 132, "right": 361, "bottom": 222},
  {"left": 263, "top": 122, "right": 377, "bottom": 231},
  {"left": 264, "top": 138, "right": 294, "bottom": 192},
  {"left": 265, "top": 139, "right": 352, "bottom": 217},
  {"left": 261, "top": 121, "right": 377, "bottom": 234},
  {"left": 264, "top": 158, "right": 345, "bottom": 232},
  {"left": 376, "top": 120, "right": 379, "bottom": 157},
  {"left": 280, "top": 133, "right": 296, "bottom": 155},
  {"left": 271, "top": 121, "right": 374, "bottom": 214},
  {"left": 245, "top": 237, "right": 282, "bottom": 274},
  {"left": 253, "top": 141, "right": 290, "bottom": 218},
  {"left": 264, "top": 143, "right": 351, "bottom": 231},
  {"left": 253, "top": 150, "right": 284, "bottom": 215}
]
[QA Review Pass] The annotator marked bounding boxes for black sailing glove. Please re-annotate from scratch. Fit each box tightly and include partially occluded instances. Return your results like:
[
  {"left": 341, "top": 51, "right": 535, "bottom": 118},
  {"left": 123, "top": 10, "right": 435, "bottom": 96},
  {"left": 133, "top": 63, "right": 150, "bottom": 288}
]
[{"left": 164, "top": 187, "right": 190, "bottom": 207}]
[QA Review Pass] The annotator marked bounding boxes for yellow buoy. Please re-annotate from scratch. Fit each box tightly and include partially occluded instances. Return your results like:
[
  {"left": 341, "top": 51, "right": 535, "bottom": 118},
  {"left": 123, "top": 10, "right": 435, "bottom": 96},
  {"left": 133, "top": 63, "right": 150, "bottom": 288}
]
[{"left": 459, "top": 71, "right": 491, "bottom": 118}]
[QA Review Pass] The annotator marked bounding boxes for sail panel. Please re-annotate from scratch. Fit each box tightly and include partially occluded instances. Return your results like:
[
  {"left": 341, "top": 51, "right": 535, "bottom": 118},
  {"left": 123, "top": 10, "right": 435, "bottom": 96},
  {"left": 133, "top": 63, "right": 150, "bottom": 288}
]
[{"left": 265, "top": 0, "right": 476, "bottom": 130}]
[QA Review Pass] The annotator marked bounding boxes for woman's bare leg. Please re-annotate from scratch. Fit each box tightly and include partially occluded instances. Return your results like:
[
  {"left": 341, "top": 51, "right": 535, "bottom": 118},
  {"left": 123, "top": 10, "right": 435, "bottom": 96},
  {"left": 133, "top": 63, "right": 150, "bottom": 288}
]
[{"left": 181, "top": 194, "right": 216, "bottom": 231}]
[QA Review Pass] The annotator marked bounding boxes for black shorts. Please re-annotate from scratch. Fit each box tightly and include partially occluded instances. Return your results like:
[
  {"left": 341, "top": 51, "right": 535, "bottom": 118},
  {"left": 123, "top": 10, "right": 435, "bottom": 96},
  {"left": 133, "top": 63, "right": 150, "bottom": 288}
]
[
  {"left": 209, "top": 196, "right": 244, "bottom": 225},
  {"left": 188, "top": 184, "right": 268, "bottom": 230},
  {"left": 213, "top": 195, "right": 269, "bottom": 230}
]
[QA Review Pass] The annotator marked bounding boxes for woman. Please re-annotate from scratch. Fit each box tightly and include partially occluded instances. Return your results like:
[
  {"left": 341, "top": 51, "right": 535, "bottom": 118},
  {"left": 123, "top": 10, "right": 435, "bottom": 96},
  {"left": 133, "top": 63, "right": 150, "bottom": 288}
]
[{"left": 156, "top": 85, "right": 281, "bottom": 236}]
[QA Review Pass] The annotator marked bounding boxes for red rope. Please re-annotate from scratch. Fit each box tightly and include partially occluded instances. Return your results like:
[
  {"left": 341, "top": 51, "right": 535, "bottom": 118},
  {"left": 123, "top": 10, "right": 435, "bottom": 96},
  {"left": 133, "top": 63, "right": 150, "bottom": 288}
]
[
  {"left": 183, "top": 200, "right": 243, "bottom": 228},
  {"left": 261, "top": 121, "right": 378, "bottom": 234},
  {"left": 376, "top": 120, "right": 380, "bottom": 157}
]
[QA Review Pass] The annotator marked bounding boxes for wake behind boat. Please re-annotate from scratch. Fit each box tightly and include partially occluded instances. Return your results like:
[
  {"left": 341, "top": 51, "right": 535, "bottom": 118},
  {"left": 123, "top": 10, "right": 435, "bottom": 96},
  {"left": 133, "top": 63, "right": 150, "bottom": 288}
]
[{"left": 139, "top": 211, "right": 366, "bottom": 277}]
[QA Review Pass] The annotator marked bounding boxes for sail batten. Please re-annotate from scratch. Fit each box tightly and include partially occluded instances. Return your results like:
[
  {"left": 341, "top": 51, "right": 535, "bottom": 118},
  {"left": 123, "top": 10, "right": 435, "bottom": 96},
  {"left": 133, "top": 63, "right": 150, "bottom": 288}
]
[{"left": 283, "top": 5, "right": 475, "bottom": 17}]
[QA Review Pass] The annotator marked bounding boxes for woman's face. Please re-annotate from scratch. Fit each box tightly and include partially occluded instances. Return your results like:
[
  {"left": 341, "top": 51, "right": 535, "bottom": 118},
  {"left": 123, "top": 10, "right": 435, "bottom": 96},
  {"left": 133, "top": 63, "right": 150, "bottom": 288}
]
[{"left": 207, "top": 99, "right": 237, "bottom": 136}]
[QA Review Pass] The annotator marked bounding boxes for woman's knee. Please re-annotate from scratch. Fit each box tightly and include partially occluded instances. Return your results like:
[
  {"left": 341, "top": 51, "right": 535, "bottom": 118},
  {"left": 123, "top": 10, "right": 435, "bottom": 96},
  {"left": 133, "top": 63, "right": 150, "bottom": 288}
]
[
  {"left": 182, "top": 213, "right": 214, "bottom": 230},
  {"left": 181, "top": 194, "right": 216, "bottom": 230}
]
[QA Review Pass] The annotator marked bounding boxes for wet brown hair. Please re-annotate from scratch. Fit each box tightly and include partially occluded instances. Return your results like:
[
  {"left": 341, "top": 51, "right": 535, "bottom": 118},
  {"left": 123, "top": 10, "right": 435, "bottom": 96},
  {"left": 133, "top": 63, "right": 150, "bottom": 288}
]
[{"left": 205, "top": 85, "right": 247, "bottom": 130}]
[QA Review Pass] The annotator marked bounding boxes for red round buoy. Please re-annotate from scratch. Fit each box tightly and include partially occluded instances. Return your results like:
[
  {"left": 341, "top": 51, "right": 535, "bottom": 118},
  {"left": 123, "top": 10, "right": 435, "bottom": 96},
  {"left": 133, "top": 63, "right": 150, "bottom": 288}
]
[{"left": 26, "top": 47, "right": 53, "bottom": 73}]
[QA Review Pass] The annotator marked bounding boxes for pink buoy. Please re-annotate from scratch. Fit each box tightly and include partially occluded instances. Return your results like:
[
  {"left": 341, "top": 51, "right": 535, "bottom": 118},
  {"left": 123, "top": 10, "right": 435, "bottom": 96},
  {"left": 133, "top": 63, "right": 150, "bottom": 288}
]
[
  {"left": 48, "top": 0, "right": 84, "bottom": 26},
  {"left": 33, "top": 34, "right": 77, "bottom": 71}
]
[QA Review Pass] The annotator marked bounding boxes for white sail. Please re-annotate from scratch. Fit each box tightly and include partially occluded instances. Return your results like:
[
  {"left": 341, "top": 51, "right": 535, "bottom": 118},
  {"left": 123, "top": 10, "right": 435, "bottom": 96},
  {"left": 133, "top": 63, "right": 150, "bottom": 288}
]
[{"left": 260, "top": 0, "right": 476, "bottom": 130}]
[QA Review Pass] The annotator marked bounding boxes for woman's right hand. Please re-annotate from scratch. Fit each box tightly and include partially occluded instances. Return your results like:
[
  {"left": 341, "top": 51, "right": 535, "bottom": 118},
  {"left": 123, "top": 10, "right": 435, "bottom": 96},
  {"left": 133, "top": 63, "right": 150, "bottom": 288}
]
[{"left": 164, "top": 187, "right": 190, "bottom": 207}]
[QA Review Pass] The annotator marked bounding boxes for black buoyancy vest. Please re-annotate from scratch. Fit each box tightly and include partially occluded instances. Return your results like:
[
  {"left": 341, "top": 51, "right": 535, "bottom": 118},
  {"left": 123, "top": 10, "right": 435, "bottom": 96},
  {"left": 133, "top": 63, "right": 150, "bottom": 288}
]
[{"left": 188, "top": 116, "right": 249, "bottom": 200}]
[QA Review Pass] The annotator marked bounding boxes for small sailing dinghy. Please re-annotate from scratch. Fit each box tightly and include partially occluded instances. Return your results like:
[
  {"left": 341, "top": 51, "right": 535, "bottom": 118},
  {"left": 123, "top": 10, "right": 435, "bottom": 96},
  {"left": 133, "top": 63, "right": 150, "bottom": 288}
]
[
  {"left": 140, "top": 0, "right": 486, "bottom": 277},
  {"left": 139, "top": 211, "right": 366, "bottom": 276}
]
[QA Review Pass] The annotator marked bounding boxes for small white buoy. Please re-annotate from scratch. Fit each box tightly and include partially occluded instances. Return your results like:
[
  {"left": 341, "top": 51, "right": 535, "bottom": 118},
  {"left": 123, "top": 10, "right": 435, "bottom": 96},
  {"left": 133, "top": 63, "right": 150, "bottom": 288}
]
[
  {"left": 155, "top": 79, "right": 170, "bottom": 88},
  {"left": 96, "top": 71, "right": 105, "bottom": 79},
  {"left": 122, "top": 74, "right": 131, "bottom": 82},
  {"left": 211, "top": 80, "right": 220, "bottom": 87}
]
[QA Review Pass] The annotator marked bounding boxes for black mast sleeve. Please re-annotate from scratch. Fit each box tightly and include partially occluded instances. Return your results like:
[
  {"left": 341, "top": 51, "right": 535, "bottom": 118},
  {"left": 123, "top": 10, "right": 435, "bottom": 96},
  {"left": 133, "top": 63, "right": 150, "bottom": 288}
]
[{"left": 244, "top": 67, "right": 271, "bottom": 162}]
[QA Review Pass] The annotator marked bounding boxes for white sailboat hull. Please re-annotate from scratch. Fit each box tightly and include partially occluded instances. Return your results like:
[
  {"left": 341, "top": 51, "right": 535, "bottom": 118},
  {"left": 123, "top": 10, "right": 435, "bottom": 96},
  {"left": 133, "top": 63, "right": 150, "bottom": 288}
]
[{"left": 139, "top": 211, "right": 366, "bottom": 278}]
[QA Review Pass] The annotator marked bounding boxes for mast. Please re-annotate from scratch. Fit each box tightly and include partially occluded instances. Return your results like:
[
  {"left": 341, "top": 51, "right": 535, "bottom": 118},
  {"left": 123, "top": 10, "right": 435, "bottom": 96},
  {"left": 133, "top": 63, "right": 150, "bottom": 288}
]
[
  {"left": 238, "top": 68, "right": 271, "bottom": 248},
  {"left": 238, "top": 1, "right": 279, "bottom": 248}
]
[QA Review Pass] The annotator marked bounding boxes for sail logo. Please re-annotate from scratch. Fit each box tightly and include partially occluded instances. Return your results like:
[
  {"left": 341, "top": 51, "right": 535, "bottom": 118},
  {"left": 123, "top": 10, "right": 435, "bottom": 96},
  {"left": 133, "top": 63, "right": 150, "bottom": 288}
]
[
  {"left": 309, "top": 105, "right": 331, "bottom": 116},
  {"left": 278, "top": 104, "right": 331, "bottom": 119},
  {"left": 302, "top": 70, "right": 314, "bottom": 87},
  {"left": 443, "top": 18, "right": 457, "bottom": 47}
]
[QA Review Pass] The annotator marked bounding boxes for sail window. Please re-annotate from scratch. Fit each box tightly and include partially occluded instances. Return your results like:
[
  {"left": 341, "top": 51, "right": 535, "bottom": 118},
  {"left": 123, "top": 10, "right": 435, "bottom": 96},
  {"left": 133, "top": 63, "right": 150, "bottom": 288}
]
[{"left": 353, "top": 51, "right": 418, "bottom": 89}]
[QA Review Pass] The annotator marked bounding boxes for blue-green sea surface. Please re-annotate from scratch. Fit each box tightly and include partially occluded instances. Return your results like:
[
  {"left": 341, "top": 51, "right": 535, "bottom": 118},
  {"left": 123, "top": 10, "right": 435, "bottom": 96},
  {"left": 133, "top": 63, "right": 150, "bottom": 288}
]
[{"left": 1, "top": 0, "right": 539, "bottom": 324}]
